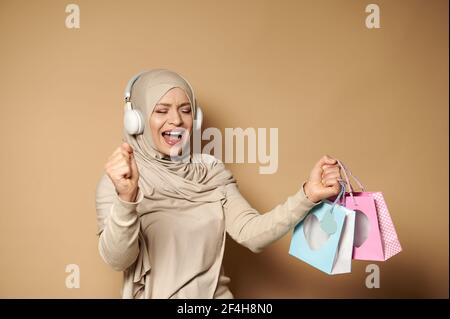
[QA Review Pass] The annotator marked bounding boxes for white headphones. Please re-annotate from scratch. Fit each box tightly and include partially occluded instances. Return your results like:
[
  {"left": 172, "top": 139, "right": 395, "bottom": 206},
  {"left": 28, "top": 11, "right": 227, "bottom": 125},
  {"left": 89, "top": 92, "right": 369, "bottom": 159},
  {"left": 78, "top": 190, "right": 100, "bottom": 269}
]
[{"left": 123, "top": 71, "right": 203, "bottom": 135}]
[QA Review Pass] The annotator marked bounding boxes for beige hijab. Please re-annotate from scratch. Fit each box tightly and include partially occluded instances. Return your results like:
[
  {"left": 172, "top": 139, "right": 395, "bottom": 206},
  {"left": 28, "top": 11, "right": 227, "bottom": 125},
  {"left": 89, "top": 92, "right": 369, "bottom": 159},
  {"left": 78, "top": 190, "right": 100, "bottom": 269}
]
[
  {"left": 123, "top": 69, "right": 235, "bottom": 200},
  {"left": 118, "top": 69, "right": 236, "bottom": 297}
]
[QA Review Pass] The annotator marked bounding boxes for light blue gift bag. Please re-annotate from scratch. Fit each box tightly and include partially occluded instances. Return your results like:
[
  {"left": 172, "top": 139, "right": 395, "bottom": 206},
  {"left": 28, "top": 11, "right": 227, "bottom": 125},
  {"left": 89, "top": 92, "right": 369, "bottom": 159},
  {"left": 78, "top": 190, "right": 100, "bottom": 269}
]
[{"left": 289, "top": 182, "right": 356, "bottom": 275}]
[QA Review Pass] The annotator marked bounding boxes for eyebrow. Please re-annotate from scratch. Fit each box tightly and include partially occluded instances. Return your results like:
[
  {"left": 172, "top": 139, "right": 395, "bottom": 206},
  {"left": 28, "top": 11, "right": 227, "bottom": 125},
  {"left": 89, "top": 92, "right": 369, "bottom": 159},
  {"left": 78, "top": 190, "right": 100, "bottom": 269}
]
[{"left": 156, "top": 102, "right": 191, "bottom": 107}]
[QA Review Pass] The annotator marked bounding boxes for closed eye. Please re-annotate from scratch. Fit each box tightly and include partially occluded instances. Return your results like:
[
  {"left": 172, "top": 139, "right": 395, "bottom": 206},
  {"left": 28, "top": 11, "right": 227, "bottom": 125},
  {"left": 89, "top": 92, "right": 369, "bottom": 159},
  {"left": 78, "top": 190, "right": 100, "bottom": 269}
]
[{"left": 154, "top": 107, "right": 191, "bottom": 114}]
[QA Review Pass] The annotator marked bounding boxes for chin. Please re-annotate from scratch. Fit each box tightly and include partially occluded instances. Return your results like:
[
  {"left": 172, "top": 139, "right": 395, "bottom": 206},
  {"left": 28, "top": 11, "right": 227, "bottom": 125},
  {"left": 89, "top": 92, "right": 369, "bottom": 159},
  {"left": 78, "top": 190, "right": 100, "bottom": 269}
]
[{"left": 160, "top": 145, "right": 181, "bottom": 158}]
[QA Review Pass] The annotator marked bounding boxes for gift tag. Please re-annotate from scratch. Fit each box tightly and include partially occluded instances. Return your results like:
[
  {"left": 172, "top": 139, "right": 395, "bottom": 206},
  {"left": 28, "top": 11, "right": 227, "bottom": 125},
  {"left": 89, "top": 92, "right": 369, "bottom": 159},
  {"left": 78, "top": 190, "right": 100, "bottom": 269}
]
[
  {"left": 320, "top": 211, "right": 337, "bottom": 235},
  {"left": 319, "top": 179, "right": 346, "bottom": 235}
]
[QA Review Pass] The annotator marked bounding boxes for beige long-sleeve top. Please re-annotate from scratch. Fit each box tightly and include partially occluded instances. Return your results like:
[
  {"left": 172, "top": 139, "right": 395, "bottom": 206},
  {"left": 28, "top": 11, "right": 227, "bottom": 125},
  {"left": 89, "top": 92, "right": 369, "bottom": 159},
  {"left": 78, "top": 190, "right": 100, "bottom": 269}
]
[{"left": 95, "top": 173, "right": 320, "bottom": 299}]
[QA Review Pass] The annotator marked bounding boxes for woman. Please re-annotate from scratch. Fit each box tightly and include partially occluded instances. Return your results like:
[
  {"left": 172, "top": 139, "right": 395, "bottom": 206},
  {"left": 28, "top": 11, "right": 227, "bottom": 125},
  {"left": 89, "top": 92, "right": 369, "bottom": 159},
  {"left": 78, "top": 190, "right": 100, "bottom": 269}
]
[{"left": 95, "top": 69, "right": 342, "bottom": 299}]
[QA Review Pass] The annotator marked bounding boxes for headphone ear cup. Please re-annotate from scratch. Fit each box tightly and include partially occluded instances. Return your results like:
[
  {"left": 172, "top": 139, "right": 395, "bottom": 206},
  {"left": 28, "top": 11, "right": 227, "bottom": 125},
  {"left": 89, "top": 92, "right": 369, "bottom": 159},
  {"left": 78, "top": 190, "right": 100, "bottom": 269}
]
[
  {"left": 194, "top": 105, "right": 203, "bottom": 131},
  {"left": 124, "top": 107, "right": 144, "bottom": 135}
]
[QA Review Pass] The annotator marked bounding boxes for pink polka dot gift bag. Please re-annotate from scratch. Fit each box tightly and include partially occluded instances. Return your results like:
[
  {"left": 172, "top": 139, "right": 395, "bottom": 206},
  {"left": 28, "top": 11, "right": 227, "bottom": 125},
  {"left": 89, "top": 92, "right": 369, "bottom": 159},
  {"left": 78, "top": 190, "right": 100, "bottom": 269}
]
[{"left": 330, "top": 160, "right": 403, "bottom": 261}]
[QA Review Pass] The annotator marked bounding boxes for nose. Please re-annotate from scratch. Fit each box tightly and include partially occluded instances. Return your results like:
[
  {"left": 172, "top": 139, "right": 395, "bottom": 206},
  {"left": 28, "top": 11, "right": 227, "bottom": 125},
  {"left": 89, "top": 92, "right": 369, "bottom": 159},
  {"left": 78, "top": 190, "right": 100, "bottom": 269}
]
[{"left": 168, "top": 108, "right": 183, "bottom": 126}]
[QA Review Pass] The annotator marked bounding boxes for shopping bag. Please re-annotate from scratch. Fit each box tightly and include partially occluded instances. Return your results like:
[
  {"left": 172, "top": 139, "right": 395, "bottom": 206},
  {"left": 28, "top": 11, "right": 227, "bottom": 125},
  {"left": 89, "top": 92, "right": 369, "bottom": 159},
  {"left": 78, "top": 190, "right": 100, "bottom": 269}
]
[
  {"left": 335, "top": 160, "right": 402, "bottom": 261},
  {"left": 289, "top": 182, "right": 356, "bottom": 274}
]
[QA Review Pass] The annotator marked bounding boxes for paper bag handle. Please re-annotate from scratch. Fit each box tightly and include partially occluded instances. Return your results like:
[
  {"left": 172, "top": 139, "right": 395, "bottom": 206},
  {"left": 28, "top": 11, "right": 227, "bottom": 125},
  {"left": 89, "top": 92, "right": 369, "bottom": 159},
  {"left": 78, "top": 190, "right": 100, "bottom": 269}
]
[
  {"left": 329, "top": 180, "right": 347, "bottom": 214},
  {"left": 336, "top": 159, "right": 365, "bottom": 205}
]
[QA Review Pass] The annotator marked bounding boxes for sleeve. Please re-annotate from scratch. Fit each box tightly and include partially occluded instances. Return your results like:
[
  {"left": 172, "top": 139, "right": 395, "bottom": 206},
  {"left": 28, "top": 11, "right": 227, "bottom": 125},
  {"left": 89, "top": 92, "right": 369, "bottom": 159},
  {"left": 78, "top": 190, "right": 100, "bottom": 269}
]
[
  {"left": 95, "top": 174, "right": 144, "bottom": 271},
  {"left": 222, "top": 181, "right": 322, "bottom": 253}
]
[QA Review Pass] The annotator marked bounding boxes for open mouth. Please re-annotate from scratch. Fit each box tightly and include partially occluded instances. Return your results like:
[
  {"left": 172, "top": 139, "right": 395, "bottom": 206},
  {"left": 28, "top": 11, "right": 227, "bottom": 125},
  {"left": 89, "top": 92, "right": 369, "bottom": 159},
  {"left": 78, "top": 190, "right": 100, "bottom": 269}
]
[{"left": 161, "top": 129, "right": 185, "bottom": 146}]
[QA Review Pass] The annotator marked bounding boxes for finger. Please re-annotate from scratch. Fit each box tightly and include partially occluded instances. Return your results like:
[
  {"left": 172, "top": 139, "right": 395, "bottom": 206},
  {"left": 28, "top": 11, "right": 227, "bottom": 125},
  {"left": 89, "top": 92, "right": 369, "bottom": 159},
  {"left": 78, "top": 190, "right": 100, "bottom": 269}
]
[
  {"left": 321, "top": 163, "right": 339, "bottom": 171},
  {"left": 316, "top": 182, "right": 340, "bottom": 200},
  {"left": 322, "top": 171, "right": 341, "bottom": 180},
  {"left": 323, "top": 178, "right": 340, "bottom": 187},
  {"left": 120, "top": 149, "right": 131, "bottom": 162},
  {"left": 107, "top": 156, "right": 131, "bottom": 175},
  {"left": 321, "top": 165, "right": 339, "bottom": 175},
  {"left": 106, "top": 156, "right": 128, "bottom": 172},
  {"left": 111, "top": 161, "right": 129, "bottom": 174},
  {"left": 322, "top": 165, "right": 340, "bottom": 172},
  {"left": 311, "top": 156, "right": 336, "bottom": 181},
  {"left": 108, "top": 147, "right": 123, "bottom": 161},
  {"left": 322, "top": 177, "right": 339, "bottom": 186},
  {"left": 111, "top": 149, "right": 131, "bottom": 164},
  {"left": 114, "top": 164, "right": 131, "bottom": 179},
  {"left": 121, "top": 142, "right": 134, "bottom": 154},
  {"left": 326, "top": 183, "right": 341, "bottom": 197},
  {"left": 321, "top": 167, "right": 340, "bottom": 177},
  {"left": 107, "top": 147, "right": 122, "bottom": 162},
  {"left": 105, "top": 154, "right": 122, "bottom": 171},
  {"left": 314, "top": 155, "right": 337, "bottom": 171},
  {"left": 129, "top": 152, "right": 139, "bottom": 178}
]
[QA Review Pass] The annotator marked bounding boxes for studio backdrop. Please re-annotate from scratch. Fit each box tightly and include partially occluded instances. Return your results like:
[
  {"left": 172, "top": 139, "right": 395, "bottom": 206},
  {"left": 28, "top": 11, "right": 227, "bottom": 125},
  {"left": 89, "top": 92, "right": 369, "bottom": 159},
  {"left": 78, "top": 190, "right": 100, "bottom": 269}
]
[{"left": 0, "top": 0, "right": 448, "bottom": 298}]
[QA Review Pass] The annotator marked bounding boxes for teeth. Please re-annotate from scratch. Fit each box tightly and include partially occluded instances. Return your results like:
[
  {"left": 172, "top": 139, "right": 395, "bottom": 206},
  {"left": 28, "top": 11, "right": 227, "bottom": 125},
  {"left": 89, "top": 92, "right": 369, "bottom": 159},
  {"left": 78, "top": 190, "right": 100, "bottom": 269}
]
[{"left": 163, "top": 131, "right": 183, "bottom": 138}]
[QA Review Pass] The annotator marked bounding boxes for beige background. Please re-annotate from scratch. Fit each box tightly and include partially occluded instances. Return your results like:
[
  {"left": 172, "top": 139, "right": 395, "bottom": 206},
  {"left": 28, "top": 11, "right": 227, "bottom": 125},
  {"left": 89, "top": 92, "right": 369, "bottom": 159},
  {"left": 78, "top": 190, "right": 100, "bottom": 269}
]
[{"left": 0, "top": 0, "right": 448, "bottom": 298}]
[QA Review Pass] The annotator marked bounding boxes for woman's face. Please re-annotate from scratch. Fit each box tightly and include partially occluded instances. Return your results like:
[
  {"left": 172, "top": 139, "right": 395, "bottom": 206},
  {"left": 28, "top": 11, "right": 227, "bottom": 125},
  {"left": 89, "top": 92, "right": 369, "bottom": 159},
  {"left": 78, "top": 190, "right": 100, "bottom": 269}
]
[{"left": 149, "top": 87, "right": 193, "bottom": 157}]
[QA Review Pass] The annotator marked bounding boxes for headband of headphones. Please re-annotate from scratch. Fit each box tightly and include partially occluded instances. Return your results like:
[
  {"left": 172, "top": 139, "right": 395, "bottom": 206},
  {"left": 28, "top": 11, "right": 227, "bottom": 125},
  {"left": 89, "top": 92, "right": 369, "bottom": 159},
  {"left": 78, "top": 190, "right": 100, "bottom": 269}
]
[
  {"left": 124, "top": 71, "right": 147, "bottom": 102},
  {"left": 124, "top": 70, "right": 200, "bottom": 117}
]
